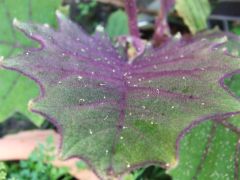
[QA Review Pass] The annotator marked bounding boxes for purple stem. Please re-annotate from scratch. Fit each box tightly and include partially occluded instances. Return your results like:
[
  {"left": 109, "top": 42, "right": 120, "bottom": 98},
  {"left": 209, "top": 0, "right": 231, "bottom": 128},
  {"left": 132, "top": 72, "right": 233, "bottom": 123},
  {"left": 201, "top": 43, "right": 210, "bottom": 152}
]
[
  {"left": 153, "top": 0, "right": 175, "bottom": 45},
  {"left": 125, "top": 0, "right": 140, "bottom": 38}
]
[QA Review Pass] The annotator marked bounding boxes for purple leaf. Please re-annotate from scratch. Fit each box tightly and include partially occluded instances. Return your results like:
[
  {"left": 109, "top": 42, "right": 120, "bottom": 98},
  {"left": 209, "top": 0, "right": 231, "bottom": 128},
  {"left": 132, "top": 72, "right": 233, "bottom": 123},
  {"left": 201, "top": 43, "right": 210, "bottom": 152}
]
[{"left": 1, "top": 12, "right": 240, "bottom": 178}]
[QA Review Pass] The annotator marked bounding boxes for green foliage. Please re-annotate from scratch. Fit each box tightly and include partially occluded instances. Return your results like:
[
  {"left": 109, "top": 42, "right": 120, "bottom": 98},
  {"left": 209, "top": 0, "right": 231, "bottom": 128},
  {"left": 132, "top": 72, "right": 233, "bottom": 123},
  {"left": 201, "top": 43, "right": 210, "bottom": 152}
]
[
  {"left": 225, "top": 74, "right": 240, "bottom": 97},
  {"left": 1, "top": 1, "right": 240, "bottom": 180},
  {"left": 169, "top": 75, "right": 240, "bottom": 179},
  {"left": 0, "top": 72, "right": 40, "bottom": 125},
  {"left": 0, "top": 0, "right": 62, "bottom": 126},
  {"left": 225, "top": 74, "right": 240, "bottom": 128},
  {"left": 124, "top": 169, "right": 144, "bottom": 180},
  {"left": 6, "top": 136, "right": 73, "bottom": 180},
  {"left": 78, "top": 0, "right": 97, "bottom": 16},
  {"left": 106, "top": 10, "right": 129, "bottom": 38},
  {"left": 75, "top": 161, "right": 87, "bottom": 170},
  {"left": 0, "top": 163, "right": 7, "bottom": 180},
  {"left": 169, "top": 119, "right": 240, "bottom": 180},
  {"left": 175, "top": 0, "right": 211, "bottom": 34},
  {"left": 232, "top": 26, "right": 240, "bottom": 35},
  {"left": 126, "top": 166, "right": 171, "bottom": 180},
  {"left": 3, "top": 13, "right": 240, "bottom": 178},
  {"left": 74, "top": 0, "right": 98, "bottom": 33}
]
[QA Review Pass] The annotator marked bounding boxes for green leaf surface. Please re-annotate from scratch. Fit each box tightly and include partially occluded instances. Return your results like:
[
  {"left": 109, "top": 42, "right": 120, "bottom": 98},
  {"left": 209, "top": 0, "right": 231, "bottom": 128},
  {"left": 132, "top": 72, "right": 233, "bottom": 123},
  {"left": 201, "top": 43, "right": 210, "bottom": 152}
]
[
  {"left": 0, "top": 162, "right": 7, "bottom": 180},
  {"left": 175, "top": 0, "right": 211, "bottom": 34},
  {"left": 232, "top": 26, "right": 240, "bottom": 35},
  {"left": 0, "top": 0, "right": 62, "bottom": 125},
  {"left": 169, "top": 74, "right": 240, "bottom": 180},
  {"left": 2, "top": 13, "right": 240, "bottom": 178},
  {"left": 169, "top": 119, "right": 240, "bottom": 180},
  {"left": 106, "top": 10, "right": 129, "bottom": 39}
]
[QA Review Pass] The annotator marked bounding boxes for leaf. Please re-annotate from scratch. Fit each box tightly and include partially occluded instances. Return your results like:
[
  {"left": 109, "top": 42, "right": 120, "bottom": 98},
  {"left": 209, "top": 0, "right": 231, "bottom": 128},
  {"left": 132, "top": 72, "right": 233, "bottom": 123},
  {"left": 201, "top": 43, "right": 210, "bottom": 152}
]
[
  {"left": 0, "top": 0, "right": 62, "bottom": 125},
  {"left": 226, "top": 74, "right": 240, "bottom": 97},
  {"left": 1, "top": 13, "right": 240, "bottom": 178},
  {"left": 169, "top": 38, "right": 240, "bottom": 179},
  {"left": 195, "top": 30, "right": 240, "bottom": 58},
  {"left": 106, "top": 10, "right": 129, "bottom": 39},
  {"left": 232, "top": 26, "right": 240, "bottom": 35},
  {"left": 175, "top": 0, "right": 211, "bottom": 34},
  {"left": 0, "top": 162, "right": 7, "bottom": 179},
  {"left": 169, "top": 118, "right": 240, "bottom": 180}
]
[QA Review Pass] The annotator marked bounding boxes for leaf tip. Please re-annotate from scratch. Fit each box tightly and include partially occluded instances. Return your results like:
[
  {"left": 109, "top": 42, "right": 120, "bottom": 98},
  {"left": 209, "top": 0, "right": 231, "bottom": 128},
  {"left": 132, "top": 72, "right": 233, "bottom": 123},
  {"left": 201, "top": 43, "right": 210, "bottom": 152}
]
[
  {"left": 173, "top": 32, "right": 182, "bottom": 40},
  {"left": 96, "top": 25, "right": 105, "bottom": 32},
  {"left": 166, "top": 158, "right": 179, "bottom": 170},
  {"left": 56, "top": 10, "right": 63, "bottom": 18},
  {"left": 0, "top": 56, "right": 4, "bottom": 67},
  {"left": 0, "top": 56, "right": 4, "bottom": 61},
  {"left": 13, "top": 18, "right": 20, "bottom": 27},
  {"left": 28, "top": 99, "right": 35, "bottom": 111}
]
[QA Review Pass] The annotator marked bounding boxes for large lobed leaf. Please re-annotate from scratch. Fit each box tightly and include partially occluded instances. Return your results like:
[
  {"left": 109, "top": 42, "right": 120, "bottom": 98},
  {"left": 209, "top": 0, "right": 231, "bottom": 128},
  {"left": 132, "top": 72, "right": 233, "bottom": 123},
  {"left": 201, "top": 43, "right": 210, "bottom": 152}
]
[
  {"left": 0, "top": 0, "right": 61, "bottom": 125},
  {"left": 1, "top": 13, "right": 240, "bottom": 178}
]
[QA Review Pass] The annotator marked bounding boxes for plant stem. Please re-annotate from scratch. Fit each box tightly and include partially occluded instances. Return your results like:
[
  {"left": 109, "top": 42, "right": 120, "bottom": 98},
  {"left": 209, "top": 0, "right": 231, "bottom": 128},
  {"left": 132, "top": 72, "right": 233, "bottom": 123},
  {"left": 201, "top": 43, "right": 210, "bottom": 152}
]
[
  {"left": 125, "top": 0, "right": 140, "bottom": 38},
  {"left": 153, "top": 0, "right": 175, "bottom": 45}
]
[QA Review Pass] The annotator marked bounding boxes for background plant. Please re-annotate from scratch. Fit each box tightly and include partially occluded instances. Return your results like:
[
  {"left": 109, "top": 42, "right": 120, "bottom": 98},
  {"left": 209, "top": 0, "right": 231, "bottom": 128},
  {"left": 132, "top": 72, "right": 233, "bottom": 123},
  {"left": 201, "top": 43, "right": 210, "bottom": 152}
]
[
  {"left": 0, "top": 163, "right": 7, "bottom": 180},
  {"left": 0, "top": 0, "right": 62, "bottom": 126},
  {"left": 5, "top": 136, "right": 73, "bottom": 180}
]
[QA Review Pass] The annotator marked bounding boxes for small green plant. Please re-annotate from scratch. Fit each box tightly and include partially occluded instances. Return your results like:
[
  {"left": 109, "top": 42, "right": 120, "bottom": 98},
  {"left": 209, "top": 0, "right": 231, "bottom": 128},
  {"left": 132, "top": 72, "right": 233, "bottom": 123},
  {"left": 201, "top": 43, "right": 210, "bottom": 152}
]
[
  {"left": 78, "top": 0, "right": 97, "bottom": 16},
  {"left": 106, "top": 10, "right": 129, "bottom": 38},
  {"left": 0, "top": 163, "right": 7, "bottom": 180},
  {"left": 74, "top": 0, "right": 99, "bottom": 32},
  {"left": 232, "top": 25, "right": 240, "bottom": 35},
  {"left": 6, "top": 136, "right": 73, "bottom": 180}
]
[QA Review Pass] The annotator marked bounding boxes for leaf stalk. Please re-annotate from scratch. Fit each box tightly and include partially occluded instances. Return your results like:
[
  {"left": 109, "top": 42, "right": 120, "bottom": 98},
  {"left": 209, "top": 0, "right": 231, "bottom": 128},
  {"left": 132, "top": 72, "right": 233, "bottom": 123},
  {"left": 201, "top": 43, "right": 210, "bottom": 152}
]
[{"left": 124, "top": 0, "right": 140, "bottom": 38}]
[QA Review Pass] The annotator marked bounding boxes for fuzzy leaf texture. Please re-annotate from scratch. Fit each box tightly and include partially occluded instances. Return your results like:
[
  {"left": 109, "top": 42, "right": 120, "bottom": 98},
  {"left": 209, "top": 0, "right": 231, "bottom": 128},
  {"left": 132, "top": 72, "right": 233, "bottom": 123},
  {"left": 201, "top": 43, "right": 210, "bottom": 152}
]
[
  {"left": 0, "top": 0, "right": 62, "bottom": 125},
  {"left": 170, "top": 118, "right": 240, "bottom": 180},
  {"left": 170, "top": 65, "right": 240, "bottom": 180},
  {"left": 1, "top": 13, "right": 240, "bottom": 178}
]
